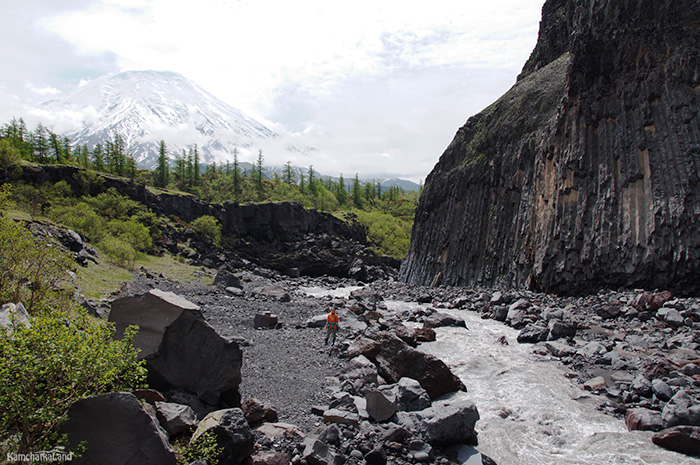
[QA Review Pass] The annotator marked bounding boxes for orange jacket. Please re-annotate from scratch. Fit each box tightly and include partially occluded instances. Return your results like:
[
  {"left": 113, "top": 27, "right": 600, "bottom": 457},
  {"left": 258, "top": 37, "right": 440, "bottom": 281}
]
[{"left": 326, "top": 312, "right": 339, "bottom": 328}]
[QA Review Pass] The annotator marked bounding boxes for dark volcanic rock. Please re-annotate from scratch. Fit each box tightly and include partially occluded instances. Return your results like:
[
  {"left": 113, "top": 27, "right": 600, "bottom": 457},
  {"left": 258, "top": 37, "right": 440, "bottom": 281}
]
[
  {"left": 400, "top": 0, "right": 700, "bottom": 295},
  {"left": 61, "top": 392, "right": 176, "bottom": 465}
]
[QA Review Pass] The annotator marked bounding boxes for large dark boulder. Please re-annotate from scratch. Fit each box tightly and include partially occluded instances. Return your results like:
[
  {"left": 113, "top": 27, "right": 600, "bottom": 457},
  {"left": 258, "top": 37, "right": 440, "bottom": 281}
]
[
  {"left": 110, "top": 289, "right": 242, "bottom": 406},
  {"left": 357, "top": 332, "right": 465, "bottom": 400},
  {"left": 61, "top": 392, "right": 176, "bottom": 465},
  {"left": 400, "top": 0, "right": 700, "bottom": 295}
]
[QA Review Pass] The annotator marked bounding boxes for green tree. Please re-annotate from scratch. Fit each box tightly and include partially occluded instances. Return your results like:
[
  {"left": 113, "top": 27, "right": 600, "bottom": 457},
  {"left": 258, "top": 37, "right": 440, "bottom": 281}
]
[
  {"left": 92, "top": 143, "right": 105, "bottom": 172},
  {"left": 154, "top": 140, "right": 169, "bottom": 188},
  {"left": 351, "top": 174, "right": 363, "bottom": 207},
  {"left": 283, "top": 161, "right": 295, "bottom": 184},
  {"left": 255, "top": 149, "right": 264, "bottom": 199},
  {"left": 30, "top": 123, "right": 50, "bottom": 162}
]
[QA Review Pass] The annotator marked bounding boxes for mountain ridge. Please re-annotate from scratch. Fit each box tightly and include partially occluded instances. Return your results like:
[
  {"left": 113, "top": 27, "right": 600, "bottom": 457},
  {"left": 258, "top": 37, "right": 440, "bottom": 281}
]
[{"left": 38, "top": 70, "right": 306, "bottom": 169}]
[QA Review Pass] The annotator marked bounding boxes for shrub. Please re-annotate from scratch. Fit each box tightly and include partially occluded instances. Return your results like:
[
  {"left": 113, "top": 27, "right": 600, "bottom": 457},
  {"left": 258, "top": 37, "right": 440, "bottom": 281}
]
[
  {"left": 190, "top": 215, "right": 221, "bottom": 245},
  {"left": 0, "top": 214, "right": 74, "bottom": 313},
  {"left": 173, "top": 430, "right": 222, "bottom": 465},
  {"left": 49, "top": 203, "right": 106, "bottom": 243},
  {"left": 83, "top": 188, "right": 144, "bottom": 219},
  {"left": 0, "top": 309, "right": 146, "bottom": 455},
  {"left": 106, "top": 218, "right": 153, "bottom": 252},
  {"left": 0, "top": 139, "right": 22, "bottom": 180},
  {"left": 98, "top": 236, "right": 138, "bottom": 270}
]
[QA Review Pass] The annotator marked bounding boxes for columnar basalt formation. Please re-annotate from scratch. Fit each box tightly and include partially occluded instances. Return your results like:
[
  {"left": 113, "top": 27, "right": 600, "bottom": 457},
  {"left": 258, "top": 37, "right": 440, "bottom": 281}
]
[{"left": 401, "top": 0, "right": 700, "bottom": 295}]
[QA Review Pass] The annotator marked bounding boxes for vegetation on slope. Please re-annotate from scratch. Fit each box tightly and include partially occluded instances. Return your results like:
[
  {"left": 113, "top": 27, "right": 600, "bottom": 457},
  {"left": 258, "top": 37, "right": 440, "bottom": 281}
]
[{"left": 1, "top": 117, "right": 420, "bottom": 258}]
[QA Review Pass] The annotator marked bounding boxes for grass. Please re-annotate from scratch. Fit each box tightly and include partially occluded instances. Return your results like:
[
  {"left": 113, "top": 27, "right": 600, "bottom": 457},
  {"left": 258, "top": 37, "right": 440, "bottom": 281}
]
[{"left": 72, "top": 249, "right": 215, "bottom": 301}]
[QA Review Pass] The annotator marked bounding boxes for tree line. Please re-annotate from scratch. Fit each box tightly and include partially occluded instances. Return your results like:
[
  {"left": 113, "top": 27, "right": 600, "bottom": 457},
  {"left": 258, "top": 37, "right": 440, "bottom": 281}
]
[{"left": 1, "top": 117, "right": 421, "bottom": 257}]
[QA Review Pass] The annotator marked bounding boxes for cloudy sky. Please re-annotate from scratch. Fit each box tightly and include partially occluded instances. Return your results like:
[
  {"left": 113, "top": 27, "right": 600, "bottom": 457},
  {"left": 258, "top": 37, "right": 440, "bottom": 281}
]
[{"left": 0, "top": 0, "right": 545, "bottom": 181}]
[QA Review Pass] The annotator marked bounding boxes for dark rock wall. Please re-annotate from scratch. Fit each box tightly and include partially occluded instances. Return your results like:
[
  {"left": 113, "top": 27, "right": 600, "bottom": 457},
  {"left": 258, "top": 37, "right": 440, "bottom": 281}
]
[
  {"left": 19, "top": 164, "right": 366, "bottom": 244},
  {"left": 401, "top": 0, "right": 700, "bottom": 295}
]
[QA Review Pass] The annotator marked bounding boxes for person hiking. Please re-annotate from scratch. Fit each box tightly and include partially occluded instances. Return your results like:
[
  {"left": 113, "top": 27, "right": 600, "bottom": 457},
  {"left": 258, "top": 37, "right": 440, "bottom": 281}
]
[{"left": 325, "top": 307, "right": 340, "bottom": 345}]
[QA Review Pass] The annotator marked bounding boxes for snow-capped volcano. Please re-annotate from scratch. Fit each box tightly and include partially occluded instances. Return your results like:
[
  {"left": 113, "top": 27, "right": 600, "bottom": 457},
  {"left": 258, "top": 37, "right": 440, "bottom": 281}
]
[{"left": 39, "top": 70, "right": 307, "bottom": 167}]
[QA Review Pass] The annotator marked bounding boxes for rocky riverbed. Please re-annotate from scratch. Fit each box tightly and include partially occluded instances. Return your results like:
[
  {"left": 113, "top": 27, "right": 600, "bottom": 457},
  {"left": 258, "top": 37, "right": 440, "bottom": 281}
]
[{"left": 106, "top": 264, "right": 700, "bottom": 464}]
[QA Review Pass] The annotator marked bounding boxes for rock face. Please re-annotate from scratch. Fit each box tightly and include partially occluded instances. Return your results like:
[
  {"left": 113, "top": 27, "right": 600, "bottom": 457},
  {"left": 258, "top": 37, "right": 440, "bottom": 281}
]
[{"left": 400, "top": 0, "right": 700, "bottom": 295}]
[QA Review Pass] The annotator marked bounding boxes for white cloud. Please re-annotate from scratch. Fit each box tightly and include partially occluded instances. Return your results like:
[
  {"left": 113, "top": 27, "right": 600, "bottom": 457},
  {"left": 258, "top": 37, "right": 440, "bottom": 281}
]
[{"left": 2, "top": 0, "right": 546, "bottom": 180}]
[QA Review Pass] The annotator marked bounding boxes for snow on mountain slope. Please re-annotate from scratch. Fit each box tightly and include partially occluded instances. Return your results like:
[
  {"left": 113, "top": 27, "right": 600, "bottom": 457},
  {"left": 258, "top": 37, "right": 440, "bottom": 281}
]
[{"left": 38, "top": 70, "right": 306, "bottom": 168}]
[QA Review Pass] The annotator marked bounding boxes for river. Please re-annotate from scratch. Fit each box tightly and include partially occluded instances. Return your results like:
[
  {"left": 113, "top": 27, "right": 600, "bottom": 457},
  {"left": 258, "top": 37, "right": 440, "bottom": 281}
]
[
  {"left": 388, "top": 301, "right": 700, "bottom": 465},
  {"left": 304, "top": 285, "right": 699, "bottom": 464}
]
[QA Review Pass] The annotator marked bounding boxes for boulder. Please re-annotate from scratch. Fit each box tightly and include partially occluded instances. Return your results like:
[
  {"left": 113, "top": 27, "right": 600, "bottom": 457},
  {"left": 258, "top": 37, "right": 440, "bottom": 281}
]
[
  {"left": 0, "top": 303, "right": 30, "bottom": 330},
  {"left": 254, "top": 422, "right": 305, "bottom": 442},
  {"left": 652, "top": 426, "right": 700, "bottom": 456},
  {"left": 365, "top": 390, "right": 398, "bottom": 422},
  {"left": 396, "top": 396, "right": 479, "bottom": 446},
  {"left": 154, "top": 401, "right": 198, "bottom": 436},
  {"left": 506, "top": 300, "right": 531, "bottom": 328},
  {"left": 651, "top": 379, "right": 674, "bottom": 402},
  {"left": 110, "top": 289, "right": 199, "bottom": 358},
  {"left": 662, "top": 390, "right": 700, "bottom": 428},
  {"left": 61, "top": 392, "right": 176, "bottom": 465},
  {"left": 595, "top": 303, "right": 621, "bottom": 320},
  {"left": 646, "top": 291, "right": 674, "bottom": 312},
  {"left": 192, "top": 408, "right": 255, "bottom": 465},
  {"left": 337, "top": 355, "right": 379, "bottom": 393},
  {"left": 110, "top": 290, "right": 243, "bottom": 406},
  {"left": 415, "top": 327, "right": 437, "bottom": 342},
  {"left": 302, "top": 436, "right": 339, "bottom": 465},
  {"left": 365, "top": 332, "right": 465, "bottom": 400},
  {"left": 250, "top": 451, "right": 292, "bottom": 465},
  {"left": 323, "top": 408, "right": 360, "bottom": 426},
  {"left": 631, "top": 375, "right": 653, "bottom": 398},
  {"left": 547, "top": 320, "right": 577, "bottom": 340},
  {"left": 241, "top": 397, "right": 278, "bottom": 427},
  {"left": 423, "top": 312, "right": 467, "bottom": 329},
  {"left": 583, "top": 376, "right": 607, "bottom": 391},
  {"left": 253, "top": 312, "right": 279, "bottom": 329},
  {"left": 378, "top": 377, "right": 432, "bottom": 412},
  {"left": 213, "top": 269, "right": 243, "bottom": 289},
  {"left": 657, "top": 307, "right": 684, "bottom": 327},
  {"left": 625, "top": 408, "right": 663, "bottom": 432},
  {"left": 253, "top": 285, "right": 291, "bottom": 302},
  {"left": 516, "top": 324, "right": 549, "bottom": 344},
  {"left": 395, "top": 325, "right": 418, "bottom": 347}
]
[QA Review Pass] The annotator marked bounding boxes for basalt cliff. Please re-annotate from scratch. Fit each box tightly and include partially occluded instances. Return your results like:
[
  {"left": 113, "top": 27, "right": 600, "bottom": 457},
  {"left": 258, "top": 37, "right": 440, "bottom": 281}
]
[{"left": 401, "top": 0, "right": 700, "bottom": 295}]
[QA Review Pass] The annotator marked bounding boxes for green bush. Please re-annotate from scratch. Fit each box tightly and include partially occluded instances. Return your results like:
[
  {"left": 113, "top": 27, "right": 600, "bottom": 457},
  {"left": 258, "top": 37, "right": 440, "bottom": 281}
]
[
  {"left": 0, "top": 213, "right": 74, "bottom": 313},
  {"left": 173, "top": 430, "right": 223, "bottom": 465},
  {"left": 50, "top": 203, "right": 106, "bottom": 243},
  {"left": 83, "top": 188, "right": 144, "bottom": 219},
  {"left": 98, "top": 236, "right": 138, "bottom": 270},
  {"left": 106, "top": 218, "right": 153, "bottom": 252},
  {"left": 0, "top": 310, "right": 146, "bottom": 455},
  {"left": 190, "top": 215, "right": 221, "bottom": 245}
]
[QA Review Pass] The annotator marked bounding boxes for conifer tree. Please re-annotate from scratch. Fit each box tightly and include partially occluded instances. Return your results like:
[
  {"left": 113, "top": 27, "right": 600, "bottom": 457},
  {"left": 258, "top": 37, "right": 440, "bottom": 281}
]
[
  {"left": 283, "top": 161, "right": 295, "bottom": 184},
  {"left": 193, "top": 144, "right": 200, "bottom": 186},
  {"left": 154, "top": 140, "right": 169, "bottom": 188},
  {"left": 232, "top": 148, "right": 241, "bottom": 197}
]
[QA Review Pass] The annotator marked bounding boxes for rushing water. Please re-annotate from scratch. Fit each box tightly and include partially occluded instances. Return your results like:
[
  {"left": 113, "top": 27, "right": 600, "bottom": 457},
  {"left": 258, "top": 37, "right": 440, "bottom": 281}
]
[{"left": 386, "top": 302, "right": 700, "bottom": 465}]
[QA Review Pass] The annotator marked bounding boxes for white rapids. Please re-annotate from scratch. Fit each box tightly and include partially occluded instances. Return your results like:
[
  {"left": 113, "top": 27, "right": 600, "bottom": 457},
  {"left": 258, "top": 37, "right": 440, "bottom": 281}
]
[{"left": 387, "top": 301, "right": 700, "bottom": 465}]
